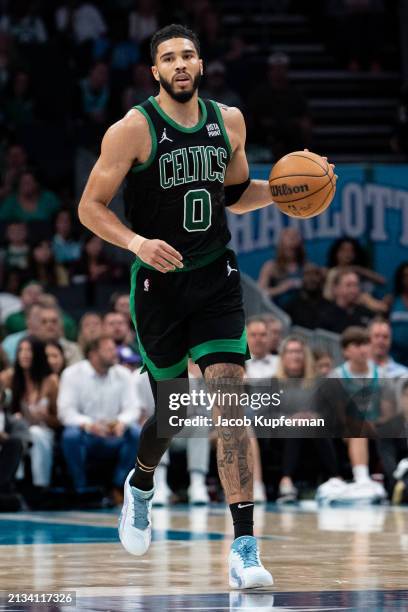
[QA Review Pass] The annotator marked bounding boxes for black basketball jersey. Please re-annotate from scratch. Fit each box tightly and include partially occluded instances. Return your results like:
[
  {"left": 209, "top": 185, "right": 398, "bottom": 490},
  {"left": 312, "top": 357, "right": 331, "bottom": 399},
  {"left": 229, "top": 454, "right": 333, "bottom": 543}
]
[{"left": 124, "top": 96, "right": 232, "bottom": 268}]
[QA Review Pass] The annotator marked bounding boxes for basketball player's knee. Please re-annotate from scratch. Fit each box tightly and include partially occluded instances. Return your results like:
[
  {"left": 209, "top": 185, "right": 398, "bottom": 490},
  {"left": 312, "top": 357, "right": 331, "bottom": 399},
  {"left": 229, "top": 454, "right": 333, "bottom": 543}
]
[{"left": 204, "top": 362, "right": 244, "bottom": 382}]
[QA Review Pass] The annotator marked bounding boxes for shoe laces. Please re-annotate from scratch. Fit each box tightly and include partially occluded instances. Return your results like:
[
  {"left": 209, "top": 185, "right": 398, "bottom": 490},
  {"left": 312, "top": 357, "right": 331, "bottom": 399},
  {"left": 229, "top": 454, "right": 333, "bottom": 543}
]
[
  {"left": 236, "top": 540, "right": 260, "bottom": 568},
  {"left": 131, "top": 489, "right": 150, "bottom": 530}
]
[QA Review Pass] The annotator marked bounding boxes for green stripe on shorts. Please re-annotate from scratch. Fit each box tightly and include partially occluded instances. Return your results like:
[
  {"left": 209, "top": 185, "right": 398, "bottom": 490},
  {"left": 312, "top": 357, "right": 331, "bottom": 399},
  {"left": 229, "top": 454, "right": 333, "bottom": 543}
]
[{"left": 189, "top": 327, "right": 250, "bottom": 363}]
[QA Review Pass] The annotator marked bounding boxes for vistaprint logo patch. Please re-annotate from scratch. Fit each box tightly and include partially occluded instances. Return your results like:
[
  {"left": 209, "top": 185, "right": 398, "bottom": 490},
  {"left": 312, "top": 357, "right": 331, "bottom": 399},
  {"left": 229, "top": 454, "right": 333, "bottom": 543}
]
[{"left": 206, "top": 122, "right": 221, "bottom": 137}]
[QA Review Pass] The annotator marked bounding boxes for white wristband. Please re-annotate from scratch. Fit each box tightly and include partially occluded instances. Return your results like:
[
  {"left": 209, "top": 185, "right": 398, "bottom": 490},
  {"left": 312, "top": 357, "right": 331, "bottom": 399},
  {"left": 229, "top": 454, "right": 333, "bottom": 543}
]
[{"left": 127, "top": 234, "right": 147, "bottom": 255}]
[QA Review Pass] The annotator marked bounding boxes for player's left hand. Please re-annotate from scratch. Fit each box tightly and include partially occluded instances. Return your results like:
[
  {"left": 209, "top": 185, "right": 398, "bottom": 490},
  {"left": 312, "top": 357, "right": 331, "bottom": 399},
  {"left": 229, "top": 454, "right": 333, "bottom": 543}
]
[{"left": 304, "top": 148, "right": 338, "bottom": 183}]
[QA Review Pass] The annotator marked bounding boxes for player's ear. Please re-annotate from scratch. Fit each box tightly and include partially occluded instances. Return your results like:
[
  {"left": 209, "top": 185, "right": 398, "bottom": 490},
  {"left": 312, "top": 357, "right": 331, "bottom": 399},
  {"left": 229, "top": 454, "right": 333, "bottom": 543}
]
[
  {"left": 151, "top": 65, "right": 160, "bottom": 82},
  {"left": 199, "top": 59, "right": 203, "bottom": 75}
]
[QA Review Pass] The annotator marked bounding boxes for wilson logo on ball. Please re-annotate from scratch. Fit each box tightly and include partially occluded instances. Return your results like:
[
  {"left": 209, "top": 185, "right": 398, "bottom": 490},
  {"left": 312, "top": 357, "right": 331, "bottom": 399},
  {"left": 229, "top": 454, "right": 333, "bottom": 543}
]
[{"left": 270, "top": 183, "right": 309, "bottom": 197}]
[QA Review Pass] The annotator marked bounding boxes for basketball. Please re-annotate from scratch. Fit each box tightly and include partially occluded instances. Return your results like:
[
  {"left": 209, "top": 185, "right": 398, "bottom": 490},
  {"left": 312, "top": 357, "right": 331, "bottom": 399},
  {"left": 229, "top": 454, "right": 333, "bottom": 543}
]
[{"left": 269, "top": 150, "right": 336, "bottom": 219}]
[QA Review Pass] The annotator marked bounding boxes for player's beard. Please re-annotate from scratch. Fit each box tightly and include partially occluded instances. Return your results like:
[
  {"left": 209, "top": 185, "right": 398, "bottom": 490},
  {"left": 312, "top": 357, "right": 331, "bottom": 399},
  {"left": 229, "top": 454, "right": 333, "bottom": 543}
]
[{"left": 158, "top": 70, "right": 202, "bottom": 103}]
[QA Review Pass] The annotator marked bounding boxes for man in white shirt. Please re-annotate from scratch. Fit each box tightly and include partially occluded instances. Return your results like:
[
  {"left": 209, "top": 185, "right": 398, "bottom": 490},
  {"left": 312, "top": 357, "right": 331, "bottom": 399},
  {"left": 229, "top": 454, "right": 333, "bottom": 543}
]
[
  {"left": 245, "top": 317, "right": 278, "bottom": 379},
  {"left": 369, "top": 317, "right": 408, "bottom": 379},
  {"left": 58, "top": 335, "right": 140, "bottom": 501}
]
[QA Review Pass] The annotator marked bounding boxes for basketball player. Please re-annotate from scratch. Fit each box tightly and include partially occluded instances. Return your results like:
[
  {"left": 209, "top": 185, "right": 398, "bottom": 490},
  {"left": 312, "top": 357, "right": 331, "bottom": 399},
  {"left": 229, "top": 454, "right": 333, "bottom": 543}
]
[{"left": 78, "top": 24, "right": 335, "bottom": 588}]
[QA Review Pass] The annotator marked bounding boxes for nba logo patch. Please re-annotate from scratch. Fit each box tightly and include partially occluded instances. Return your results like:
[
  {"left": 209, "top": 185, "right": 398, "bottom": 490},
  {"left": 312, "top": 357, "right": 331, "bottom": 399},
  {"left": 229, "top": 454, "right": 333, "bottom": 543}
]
[{"left": 144, "top": 279, "right": 150, "bottom": 292}]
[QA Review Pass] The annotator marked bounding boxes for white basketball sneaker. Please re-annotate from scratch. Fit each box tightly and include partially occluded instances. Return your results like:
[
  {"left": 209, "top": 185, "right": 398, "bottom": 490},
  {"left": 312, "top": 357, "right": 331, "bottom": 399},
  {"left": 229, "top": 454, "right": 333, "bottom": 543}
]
[
  {"left": 334, "top": 479, "right": 387, "bottom": 504},
  {"left": 315, "top": 477, "right": 348, "bottom": 504},
  {"left": 118, "top": 469, "right": 154, "bottom": 556},
  {"left": 228, "top": 535, "right": 273, "bottom": 589},
  {"left": 188, "top": 479, "right": 210, "bottom": 505}
]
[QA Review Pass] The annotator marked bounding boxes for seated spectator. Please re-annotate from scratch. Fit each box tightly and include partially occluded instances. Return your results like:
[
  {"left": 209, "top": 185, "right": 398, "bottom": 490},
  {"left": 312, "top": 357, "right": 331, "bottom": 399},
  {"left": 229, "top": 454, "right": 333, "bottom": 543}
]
[
  {"left": 328, "top": 327, "right": 390, "bottom": 502},
  {"left": 369, "top": 318, "right": 408, "bottom": 379},
  {"left": 75, "top": 62, "right": 112, "bottom": 150},
  {"left": 389, "top": 262, "right": 408, "bottom": 366},
  {"left": 133, "top": 359, "right": 209, "bottom": 505},
  {"left": 58, "top": 335, "right": 140, "bottom": 503},
  {"left": 77, "top": 312, "right": 103, "bottom": 353},
  {"left": 0, "top": 279, "right": 22, "bottom": 327},
  {"left": 245, "top": 317, "right": 278, "bottom": 378},
  {"left": 0, "top": 168, "right": 61, "bottom": 223},
  {"left": 4, "top": 70, "right": 35, "bottom": 129},
  {"left": 4, "top": 280, "right": 43, "bottom": 335},
  {"left": 0, "top": 384, "right": 27, "bottom": 509},
  {"left": 0, "top": 3, "right": 47, "bottom": 45},
  {"left": 313, "top": 348, "right": 334, "bottom": 378},
  {"left": 318, "top": 268, "right": 373, "bottom": 334},
  {"left": 0, "top": 222, "right": 30, "bottom": 274},
  {"left": 103, "top": 311, "right": 136, "bottom": 353},
  {"left": 0, "top": 143, "right": 28, "bottom": 201},
  {"left": 52, "top": 209, "right": 82, "bottom": 269},
  {"left": 28, "top": 239, "right": 70, "bottom": 288},
  {"left": 56, "top": 2, "right": 107, "bottom": 46},
  {"left": 248, "top": 52, "right": 311, "bottom": 159},
  {"left": 73, "top": 235, "right": 122, "bottom": 284},
  {"left": 45, "top": 341, "right": 66, "bottom": 377},
  {"left": 122, "top": 63, "right": 156, "bottom": 111},
  {"left": 200, "top": 61, "right": 242, "bottom": 109},
  {"left": 245, "top": 316, "right": 278, "bottom": 502},
  {"left": 129, "top": 0, "right": 159, "bottom": 45},
  {"left": 35, "top": 305, "right": 83, "bottom": 366},
  {"left": 109, "top": 16, "right": 140, "bottom": 78},
  {"left": 377, "top": 380, "right": 408, "bottom": 504},
  {"left": 261, "top": 314, "right": 283, "bottom": 356},
  {"left": 284, "top": 263, "right": 332, "bottom": 329},
  {"left": 325, "top": 237, "right": 387, "bottom": 313},
  {"left": 258, "top": 228, "right": 305, "bottom": 308},
  {"left": 2, "top": 302, "right": 43, "bottom": 364},
  {"left": 37, "top": 294, "right": 77, "bottom": 342},
  {"left": 275, "top": 336, "right": 341, "bottom": 503},
  {"left": 0, "top": 337, "right": 59, "bottom": 491}
]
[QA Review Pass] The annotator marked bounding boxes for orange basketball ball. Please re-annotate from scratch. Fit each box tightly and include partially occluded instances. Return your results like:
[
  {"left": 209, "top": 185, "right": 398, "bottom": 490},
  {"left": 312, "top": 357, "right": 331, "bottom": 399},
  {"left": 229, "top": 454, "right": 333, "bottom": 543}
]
[{"left": 269, "top": 150, "right": 336, "bottom": 219}]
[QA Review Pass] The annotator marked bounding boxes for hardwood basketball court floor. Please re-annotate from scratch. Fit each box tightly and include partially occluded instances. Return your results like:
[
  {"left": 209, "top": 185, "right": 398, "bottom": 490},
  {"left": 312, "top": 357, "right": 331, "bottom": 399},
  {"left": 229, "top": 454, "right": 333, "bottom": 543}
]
[{"left": 0, "top": 502, "right": 407, "bottom": 610}]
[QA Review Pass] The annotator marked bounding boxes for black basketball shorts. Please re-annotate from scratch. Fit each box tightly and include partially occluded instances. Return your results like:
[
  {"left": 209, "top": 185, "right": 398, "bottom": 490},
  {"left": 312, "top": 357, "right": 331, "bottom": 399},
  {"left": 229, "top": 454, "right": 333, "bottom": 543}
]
[{"left": 129, "top": 247, "right": 250, "bottom": 380}]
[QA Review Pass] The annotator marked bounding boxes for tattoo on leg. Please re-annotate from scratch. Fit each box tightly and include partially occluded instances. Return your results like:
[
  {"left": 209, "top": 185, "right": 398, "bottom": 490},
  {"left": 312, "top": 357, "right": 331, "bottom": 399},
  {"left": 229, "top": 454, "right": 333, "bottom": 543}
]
[{"left": 205, "top": 363, "right": 253, "bottom": 501}]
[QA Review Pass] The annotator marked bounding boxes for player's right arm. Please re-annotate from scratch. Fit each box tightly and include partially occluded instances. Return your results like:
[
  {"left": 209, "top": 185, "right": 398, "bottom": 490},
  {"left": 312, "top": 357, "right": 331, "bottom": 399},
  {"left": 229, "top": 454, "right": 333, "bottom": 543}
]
[{"left": 78, "top": 110, "right": 183, "bottom": 273}]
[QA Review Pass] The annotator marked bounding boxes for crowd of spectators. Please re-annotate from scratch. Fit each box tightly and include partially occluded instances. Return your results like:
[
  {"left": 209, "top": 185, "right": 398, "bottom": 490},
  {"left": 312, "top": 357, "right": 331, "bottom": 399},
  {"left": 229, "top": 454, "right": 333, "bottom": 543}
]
[{"left": 0, "top": 230, "right": 408, "bottom": 510}]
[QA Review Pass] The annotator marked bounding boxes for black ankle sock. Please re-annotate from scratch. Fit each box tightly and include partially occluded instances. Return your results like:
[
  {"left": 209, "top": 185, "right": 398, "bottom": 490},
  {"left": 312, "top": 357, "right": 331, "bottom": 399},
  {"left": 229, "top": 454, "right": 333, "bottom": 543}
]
[
  {"left": 229, "top": 501, "right": 254, "bottom": 539},
  {"left": 130, "top": 459, "right": 156, "bottom": 491}
]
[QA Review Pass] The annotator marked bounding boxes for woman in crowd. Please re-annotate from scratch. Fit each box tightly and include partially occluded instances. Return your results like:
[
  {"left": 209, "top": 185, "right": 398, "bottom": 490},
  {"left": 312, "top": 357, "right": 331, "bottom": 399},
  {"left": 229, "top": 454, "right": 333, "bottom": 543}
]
[
  {"left": 0, "top": 337, "right": 60, "bottom": 490},
  {"left": 28, "top": 239, "right": 69, "bottom": 288},
  {"left": 258, "top": 227, "right": 306, "bottom": 308},
  {"left": 275, "top": 336, "right": 341, "bottom": 503},
  {"left": 52, "top": 209, "right": 82, "bottom": 272},
  {"left": 389, "top": 262, "right": 408, "bottom": 365},
  {"left": 324, "top": 237, "right": 387, "bottom": 313},
  {"left": 45, "top": 340, "right": 66, "bottom": 377}
]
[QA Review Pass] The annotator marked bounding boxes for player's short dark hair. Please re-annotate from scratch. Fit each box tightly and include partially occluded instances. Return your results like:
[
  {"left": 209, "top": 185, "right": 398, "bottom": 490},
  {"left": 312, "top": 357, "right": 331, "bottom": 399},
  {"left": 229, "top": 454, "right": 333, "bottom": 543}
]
[
  {"left": 150, "top": 24, "right": 200, "bottom": 63},
  {"left": 341, "top": 326, "right": 369, "bottom": 349}
]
